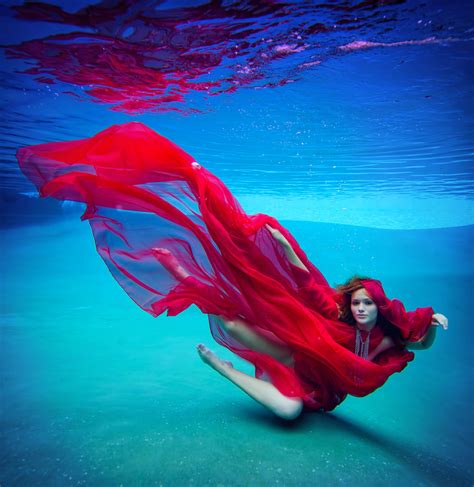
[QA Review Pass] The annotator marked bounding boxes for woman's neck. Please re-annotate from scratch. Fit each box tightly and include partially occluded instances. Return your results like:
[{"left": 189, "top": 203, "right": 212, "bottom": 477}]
[{"left": 356, "top": 322, "right": 376, "bottom": 333}]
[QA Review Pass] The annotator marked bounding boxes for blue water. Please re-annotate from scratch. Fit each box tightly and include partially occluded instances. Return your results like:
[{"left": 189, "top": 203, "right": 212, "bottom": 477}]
[{"left": 1, "top": 1, "right": 473, "bottom": 486}]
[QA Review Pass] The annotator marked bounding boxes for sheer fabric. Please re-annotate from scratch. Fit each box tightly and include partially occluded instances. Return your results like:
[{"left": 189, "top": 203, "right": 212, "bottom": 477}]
[{"left": 17, "top": 122, "right": 434, "bottom": 411}]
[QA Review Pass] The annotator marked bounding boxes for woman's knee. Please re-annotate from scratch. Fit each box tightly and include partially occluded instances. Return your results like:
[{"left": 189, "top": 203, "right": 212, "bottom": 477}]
[
  {"left": 219, "top": 317, "right": 250, "bottom": 337},
  {"left": 219, "top": 317, "right": 238, "bottom": 333},
  {"left": 274, "top": 398, "right": 304, "bottom": 421}
]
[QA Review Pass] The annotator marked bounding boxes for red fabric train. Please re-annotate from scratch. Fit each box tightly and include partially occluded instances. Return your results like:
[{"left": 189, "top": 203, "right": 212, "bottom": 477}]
[{"left": 17, "top": 122, "right": 433, "bottom": 411}]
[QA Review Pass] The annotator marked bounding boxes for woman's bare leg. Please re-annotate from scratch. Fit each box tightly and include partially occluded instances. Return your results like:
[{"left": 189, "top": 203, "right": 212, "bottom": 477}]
[
  {"left": 153, "top": 247, "right": 303, "bottom": 419},
  {"left": 152, "top": 248, "right": 189, "bottom": 280},
  {"left": 197, "top": 344, "right": 303, "bottom": 420},
  {"left": 154, "top": 247, "right": 294, "bottom": 364},
  {"left": 200, "top": 319, "right": 301, "bottom": 419},
  {"left": 217, "top": 316, "right": 295, "bottom": 367}
]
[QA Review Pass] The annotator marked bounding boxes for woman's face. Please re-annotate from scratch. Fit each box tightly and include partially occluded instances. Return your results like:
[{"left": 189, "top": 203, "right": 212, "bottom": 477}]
[{"left": 351, "top": 288, "right": 378, "bottom": 328}]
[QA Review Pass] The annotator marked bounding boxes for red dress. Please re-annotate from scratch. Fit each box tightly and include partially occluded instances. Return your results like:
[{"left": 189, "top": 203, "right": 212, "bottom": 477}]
[{"left": 17, "top": 122, "right": 434, "bottom": 411}]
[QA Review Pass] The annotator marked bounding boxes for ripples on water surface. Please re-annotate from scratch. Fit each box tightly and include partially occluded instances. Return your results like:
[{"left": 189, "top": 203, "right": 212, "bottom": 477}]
[{"left": 1, "top": 0, "right": 473, "bottom": 227}]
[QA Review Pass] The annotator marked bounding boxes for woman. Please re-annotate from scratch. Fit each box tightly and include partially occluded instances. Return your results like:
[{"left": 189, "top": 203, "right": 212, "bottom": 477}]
[
  {"left": 154, "top": 226, "right": 448, "bottom": 421},
  {"left": 17, "top": 122, "right": 448, "bottom": 420}
]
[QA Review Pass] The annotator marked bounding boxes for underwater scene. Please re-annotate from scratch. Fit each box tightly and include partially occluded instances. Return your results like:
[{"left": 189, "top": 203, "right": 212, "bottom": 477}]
[{"left": 1, "top": 1, "right": 473, "bottom": 486}]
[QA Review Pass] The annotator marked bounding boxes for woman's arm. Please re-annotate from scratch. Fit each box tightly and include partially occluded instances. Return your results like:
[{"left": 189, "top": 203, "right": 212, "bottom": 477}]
[
  {"left": 266, "top": 224, "right": 341, "bottom": 319},
  {"left": 405, "top": 313, "right": 448, "bottom": 350},
  {"left": 265, "top": 224, "right": 309, "bottom": 272},
  {"left": 405, "top": 326, "right": 437, "bottom": 350}
]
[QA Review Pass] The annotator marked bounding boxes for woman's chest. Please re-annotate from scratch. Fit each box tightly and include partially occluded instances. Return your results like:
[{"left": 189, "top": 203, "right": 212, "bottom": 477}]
[{"left": 331, "top": 323, "right": 385, "bottom": 358}]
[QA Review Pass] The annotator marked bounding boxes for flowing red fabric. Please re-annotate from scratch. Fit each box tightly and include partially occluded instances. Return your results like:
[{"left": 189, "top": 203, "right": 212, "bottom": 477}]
[{"left": 17, "top": 122, "right": 434, "bottom": 411}]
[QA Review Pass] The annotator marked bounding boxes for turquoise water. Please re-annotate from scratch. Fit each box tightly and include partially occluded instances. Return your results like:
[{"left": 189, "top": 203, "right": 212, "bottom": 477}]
[
  {"left": 1, "top": 0, "right": 473, "bottom": 485},
  {"left": 2, "top": 215, "right": 473, "bottom": 485}
]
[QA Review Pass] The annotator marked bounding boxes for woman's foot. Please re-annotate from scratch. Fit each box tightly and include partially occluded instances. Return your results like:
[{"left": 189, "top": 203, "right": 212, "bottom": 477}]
[
  {"left": 196, "top": 344, "right": 233, "bottom": 372},
  {"left": 152, "top": 247, "right": 189, "bottom": 281}
]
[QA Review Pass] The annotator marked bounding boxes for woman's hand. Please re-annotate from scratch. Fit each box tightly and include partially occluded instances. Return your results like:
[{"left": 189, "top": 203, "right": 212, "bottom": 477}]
[
  {"left": 431, "top": 313, "right": 448, "bottom": 330},
  {"left": 265, "top": 224, "right": 289, "bottom": 247}
]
